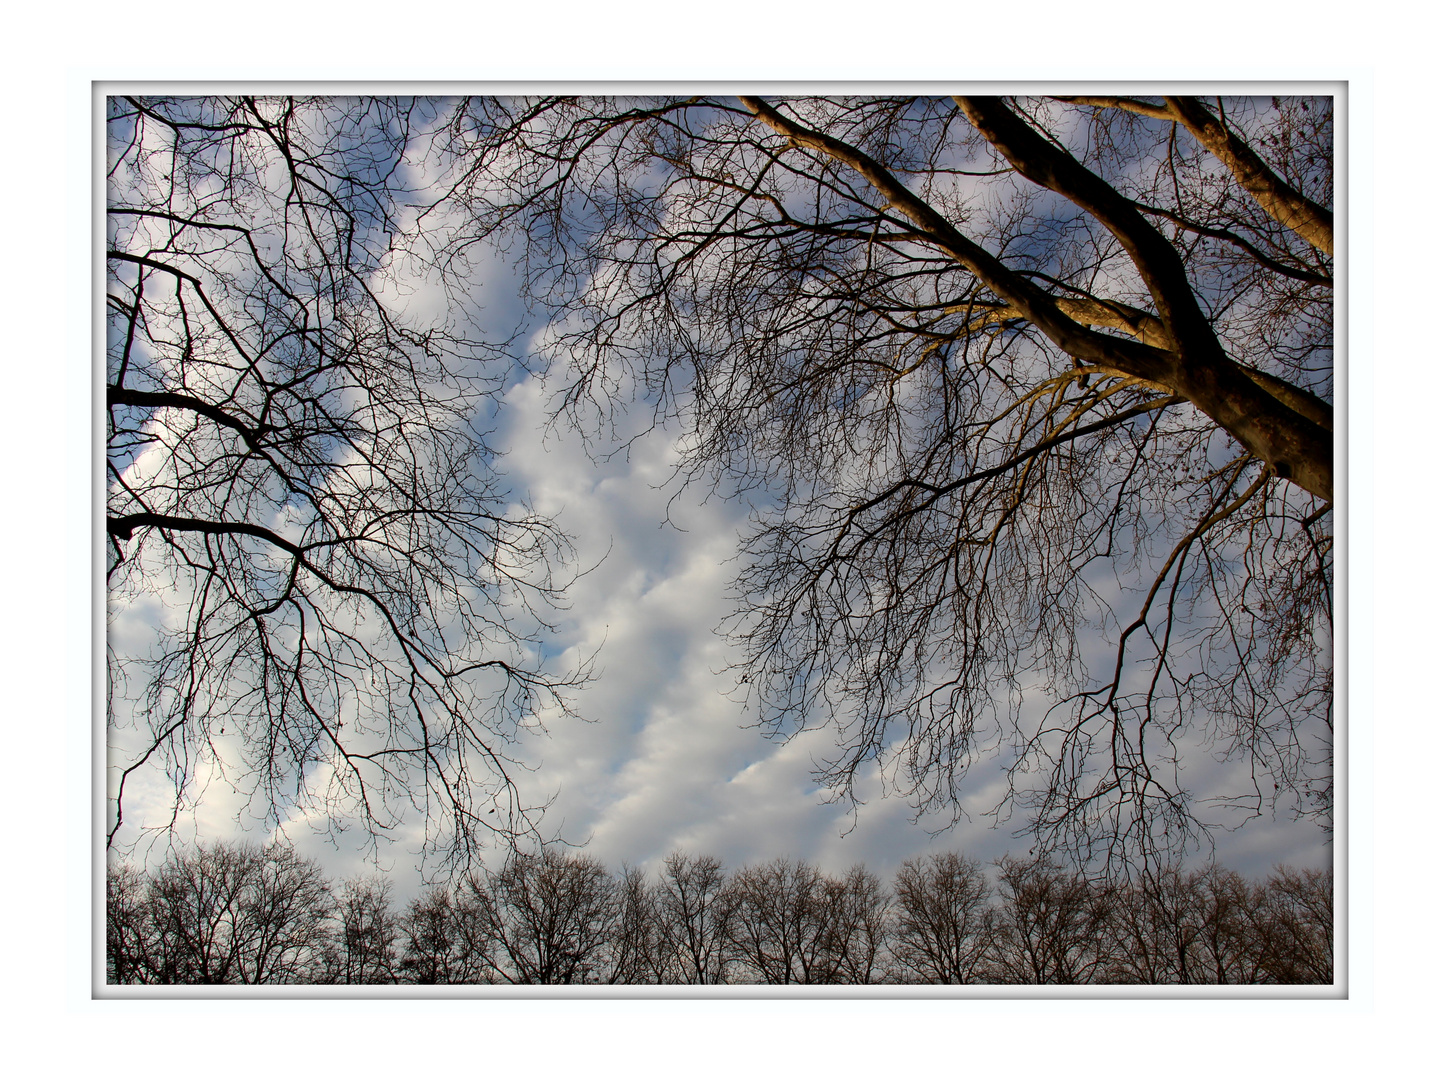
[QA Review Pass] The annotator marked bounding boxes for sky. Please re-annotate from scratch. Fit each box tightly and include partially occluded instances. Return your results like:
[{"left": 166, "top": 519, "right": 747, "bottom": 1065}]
[
  {"left": 101, "top": 95, "right": 1335, "bottom": 908},
  {"left": 103, "top": 287, "right": 1333, "bottom": 901}
]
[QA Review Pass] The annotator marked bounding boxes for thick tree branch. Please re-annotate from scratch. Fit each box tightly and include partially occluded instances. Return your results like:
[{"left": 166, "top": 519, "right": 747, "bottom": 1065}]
[
  {"left": 1131, "top": 199, "right": 1333, "bottom": 286},
  {"left": 948, "top": 296, "right": 1172, "bottom": 350},
  {"left": 737, "top": 97, "right": 1178, "bottom": 389},
  {"left": 1053, "top": 95, "right": 1175, "bottom": 121},
  {"left": 1163, "top": 97, "right": 1334, "bottom": 256},
  {"left": 108, "top": 386, "right": 270, "bottom": 451},
  {"left": 1055, "top": 95, "right": 1335, "bottom": 258},
  {"left": 107, "top": 511, "right": 303, "bottom": 552},
  {"left": 953, "top": 97, "right": 1332, "bottom": 502},
  {"left": 955, "top": 297, "right": 1332, "bottom": 431},
  {"left": 956, "top": 97, "right": 1232, "bottom": 360}
]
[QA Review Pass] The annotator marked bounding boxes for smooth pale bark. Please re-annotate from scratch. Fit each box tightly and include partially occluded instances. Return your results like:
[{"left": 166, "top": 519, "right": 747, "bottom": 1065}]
[
  {"left": 953, "top": 97, "right": 1331, "bottom": 502},
  {"left": 1061, "top": 96, "right": 1334, "bottom": 257},
  {"left": 947, "top": 296, "right": 1171, "bottom": 349},
  {"left": 1055, "top": 95, "right": 1176, "bottom": 121},
  {"left": 1057, "top": 95, "right": 1334, "bottom": 267},
  {"left": 737, "top": 98, "right": 1176, "bottom": 388},
  {"left": 958, "top": 298, "right": 1332, "bottom": 432},
  {"left": 741, "top": 96, "right": 1332, "bottom": 502},
  {"left": 1163, "top": 96, "right": 1334, "bottom": 256}
]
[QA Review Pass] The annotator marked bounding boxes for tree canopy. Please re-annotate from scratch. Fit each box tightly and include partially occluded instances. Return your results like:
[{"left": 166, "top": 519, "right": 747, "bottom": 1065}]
[
  {"left": 107, "top": 94, "right": 1334, "bottom": 876},
  {"left": 106, "top": 97, "right": 590, "bottom": 869},
  {"left": 429, "top": 95, "right": 1334, "bottom": 872},
  {"left": 108, "top": 841, "right": 1333, "bottom": 985}
]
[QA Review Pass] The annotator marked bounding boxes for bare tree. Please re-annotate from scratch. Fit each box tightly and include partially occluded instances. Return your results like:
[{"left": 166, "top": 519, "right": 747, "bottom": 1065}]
[
  {"left": 107, "top": 841, "right": 1326, "bottom": 985},
  {"left": 106, "top": 92, "right": 1334, "bottom": 894},
  {"left": 239, "top": 844, "right": 340, "bottom": 983},
  {"left": 105, "top": 96, "right": 589, "bottom": 870},
  {"left": 428, "top": 95, "right": 1333, "bottom": 874},
  {"left": 470, "top": 848, "right": 617, "bottom": 984},
  {"left": 822, "top": 864, "right": 891, "bottom": 984},
  {"left": 987, "top": 854, "right": 1116, "bottom": 984},
  {"left": 1107, "top": 866, "right": 1205, "bottom": 983},
  {"left": 335, "top": 875, "right": 399, "bottom": 984},
  {"left": 605, "top": 863, "right": 662, "bottom": 984},
  {"left": 1106, "top": 861, "right": 1332, "bottom": 985},
  {"left": 889, "top": 852, "right": 993, "bottom": 984},
  {"left": 725, "top": 857, "right": 845, "bottom": 984},
  {"left": 105, "top": 863, "right": 153, "bottom": 984},
  {"left": 397, "top": 883, "right": 491, "bottom": 984},
  {"left": 1187, "top": 863, "right": 1266, "bottom": 984},
  {"left": 1251, "top": 864, "right": 1333, "bottom": 983},
  {"left": 141, "top": 842, "right": 252, "bottom": 984},
  {"left": 119, "top": 841, "right": 334, "bottom": 984},
  {"left": 652, "top": 851, "right": 735, "bottom": 984}
]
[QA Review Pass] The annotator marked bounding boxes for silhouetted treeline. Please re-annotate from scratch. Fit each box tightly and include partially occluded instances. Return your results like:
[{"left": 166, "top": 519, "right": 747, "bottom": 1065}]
[{"left": 107, "top": 845, "right": 1332, "bottom": 985}]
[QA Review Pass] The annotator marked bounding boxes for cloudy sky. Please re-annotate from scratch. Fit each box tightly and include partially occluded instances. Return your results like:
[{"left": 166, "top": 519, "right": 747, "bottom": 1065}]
[
  {"left": 10, "top": 9, "right": 1425, "bottom": 1072},
  {"left": 104, "top": 286, "right": 1332, "bottom": 902},
  {"left": 101, "top": 95, "right": 1336, "bottom": 908},
  {"left": 470, "top": 350, "right": 1331, "bottom": 885}
]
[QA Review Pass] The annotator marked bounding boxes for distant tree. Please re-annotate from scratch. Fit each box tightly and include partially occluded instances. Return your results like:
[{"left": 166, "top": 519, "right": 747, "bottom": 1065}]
[
  {"left": 142, "top": 841, "right": 247, "bottom": 983},
  {"left": 1251, "top": 865, "right": 1333, "bottom": 984},
  {"left": 1187, "top": 864, "right": 1267, "bottom": 983},
  {"left": 122, "top": 841, "right": 333, "bottom": 984},
  {"left": 652, "top": 851, "right": 735, "bottom": 984},
  {"left": 429, "top": 95, "right": 1334, "bottom": 874},
  {"left": 1107, "top": 866, "right": 1206, "bottom": 983},
  {"left": 725, "top": 857, "right": 844, "bottom": 984},
  {"left": 240, "top": 844, "right": 339, "bottom": 983},
  {"left": 822, "top": 864, "right": 891, "bottom": 984},
  {"left": 106, "top": 862, "right": 153, "bottom": 984},
  {"left": 1101, "top": 861, "right": 1333, "bottom": 985},
  {"left": 987, "top": 855, "right": 1116, "bottom": 984},
  {"left": 889, "top": 853, "right": 993, "bottom": 984},
  {"left": 397, "top": 884, "right": 491, "bottom": 984},
  {"left": 472, "top": 849, "right": 617, "bottom": 984},
  {"left": 105, "top": 96, "right": 588, "bottom": 870},
  {"left": 335, "top": 875, "right": 399, "bottom": 984},
  {"left": 106, "top": 841, "right": 1329, "bottom": 986},
  {"left": 604, "top": 863, "right": 663, "bottom": 984}
]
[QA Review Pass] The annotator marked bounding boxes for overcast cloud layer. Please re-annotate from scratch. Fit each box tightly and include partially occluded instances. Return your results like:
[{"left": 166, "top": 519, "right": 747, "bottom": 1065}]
[
  {"left": 106, "top": 340, "right": 1331, "bottom": 900},
  {"left": 103, "top": 129, "right": 1333, "bottom": 902}
]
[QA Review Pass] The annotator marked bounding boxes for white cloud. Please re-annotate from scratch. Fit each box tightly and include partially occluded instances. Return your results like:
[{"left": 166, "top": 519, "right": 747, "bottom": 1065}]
[
  {"left": 106, "top": 341, "right": 1333, "bottom": 896},
  {"left": 484, "top": 366, "right": 1334, "bottom": 887},
  {"left": 101, "top": 104, "right": 1334, "bottom": 901}
]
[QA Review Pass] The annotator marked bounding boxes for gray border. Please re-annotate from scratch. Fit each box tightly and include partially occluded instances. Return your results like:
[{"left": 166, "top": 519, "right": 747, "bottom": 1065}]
[{"left": 94, "top": 81, "right": 1350, "bottom": 1001}]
